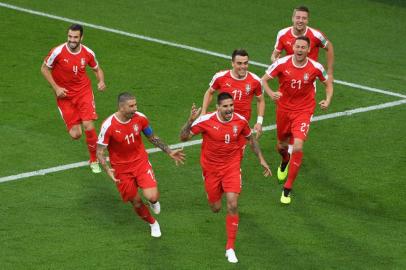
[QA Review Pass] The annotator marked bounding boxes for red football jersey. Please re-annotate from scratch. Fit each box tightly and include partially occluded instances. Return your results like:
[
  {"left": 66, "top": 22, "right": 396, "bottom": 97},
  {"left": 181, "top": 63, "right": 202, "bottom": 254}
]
[
  {"left": 273, "top": 26, "right": 328, "bottom": 61},
  {"left": 98, "top": 112, "right": 150, "bottom": 172},
  {"left": 191, "top": 112, "right": 252, "bottom": 170},
  {"left": 209, "top": 70, "right": 263, "bottom": 121},
  {"left": 266, "top": 55, "right": 328, "bottom": 112},
  {"left": 44, "top": 43, "right": 98, "bottom": 97}
]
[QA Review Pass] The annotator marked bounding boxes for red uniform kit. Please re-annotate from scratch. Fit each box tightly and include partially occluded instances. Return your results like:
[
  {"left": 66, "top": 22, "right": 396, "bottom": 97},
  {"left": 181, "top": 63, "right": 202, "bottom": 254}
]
[
  {"left": 273, "top": 26, "right": 328, "bottom": 61},
  {"left": 266, "top": 55, "right": 328, "bottom": 140},
  {"left": 209, "top": 70, "right": 263, "bottom": 121},
  {"left": 190, "top": 112, "right": 252, "bottom": 202},
  {"left": 44, "top": 43, "right": 99, "bottom": 129},
  {"left": 98, "top": 112, "right": 156, "bottom": 202}
]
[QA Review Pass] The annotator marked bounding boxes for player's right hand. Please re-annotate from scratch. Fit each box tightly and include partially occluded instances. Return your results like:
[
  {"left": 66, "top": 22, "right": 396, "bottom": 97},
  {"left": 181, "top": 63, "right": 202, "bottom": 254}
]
[
  {"left": 55, "top": 87, "right": 68, "bottom": 98},
  {"left": 107, "top": 168, "right": 120, "bottom": 183},
  {"left": 269, "top": 91, "right": 282, "bottom": 101}
]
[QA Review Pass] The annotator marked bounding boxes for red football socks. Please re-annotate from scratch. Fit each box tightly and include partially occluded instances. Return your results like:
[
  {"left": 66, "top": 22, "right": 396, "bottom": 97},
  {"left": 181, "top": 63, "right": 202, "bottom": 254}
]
[
  {"left": 284, "top": 151, "right": 303, "bottom": 189},
  {"left": 134, "top": 204, "right": 155, "bottom": 224},
  {"left": 226, "top": 214, "right": 239, "bottom": 250},
  {"left": 85, "top": 129, "right": 97, "bottom": 162}
]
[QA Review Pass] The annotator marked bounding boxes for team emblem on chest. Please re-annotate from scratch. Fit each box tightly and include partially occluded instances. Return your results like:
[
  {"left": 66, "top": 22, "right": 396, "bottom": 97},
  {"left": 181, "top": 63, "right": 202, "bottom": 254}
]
[
  {"left": 245, "top": 84, "right": 251, "bottom": 95},
  {"left": 80, "top": 58, "right": 86, "bottom": 67},
  {"left": 303, "top": 73, "right": 309, "bottom": 82},
  {"left": 133, "top": 124, "right": 139, "bottom": 135},
  {"left": 233, "top": 125, "right": 238, "bottom": 136}
]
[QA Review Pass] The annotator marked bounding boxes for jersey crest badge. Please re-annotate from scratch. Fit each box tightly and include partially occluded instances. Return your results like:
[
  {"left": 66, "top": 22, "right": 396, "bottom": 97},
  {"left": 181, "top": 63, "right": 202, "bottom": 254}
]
[
  {"left": 303, "top": 73, "right": 309, "bottom": 82},
  {"left": 245, "top": 84, "right": 251, "bottom": 95},
  {"left": 233, "top": 125, "right": 238, "bottom": 136},
  {"left": 133, "top": 124, "right": 139, "bottom": 135},
  {"left": 81, "top": 58, "right": 86, "bottom": 67}
]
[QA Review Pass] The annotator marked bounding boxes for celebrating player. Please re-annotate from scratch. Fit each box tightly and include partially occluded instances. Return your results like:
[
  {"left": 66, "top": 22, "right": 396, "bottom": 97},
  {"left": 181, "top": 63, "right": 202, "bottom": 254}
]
[
  {"left": 271, "top": 6, "right": 334, "bottom": 80},
  {"left": 97, "top": 92, "right": 185, "bottom": 238},
  {"left": 180, "top": 93, "right": 272, "bottom": 263},
  {"left": 201, "top": 49, "right": 265, "bottom": 138},
  {"left": 262, "top": 36, "right": 333, "bottom": 204},
  {"left": 41, "top": 24, "right": 106, "bottom": 173}
]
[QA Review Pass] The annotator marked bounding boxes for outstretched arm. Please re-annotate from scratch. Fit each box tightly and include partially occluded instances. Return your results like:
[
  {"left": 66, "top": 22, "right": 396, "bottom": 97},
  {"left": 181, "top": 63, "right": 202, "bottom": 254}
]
[
  {"left": 96, "top": 144, "right": 119, "bottom": 183},
  {"left": 248, "top": 134, "right": 272, "bottom": 177},
  {"left": 180, "top": 103, "right": 201, "bottom": 142},
  {"left": 146, "top": 134, "right": 185, "bottom": 166}
]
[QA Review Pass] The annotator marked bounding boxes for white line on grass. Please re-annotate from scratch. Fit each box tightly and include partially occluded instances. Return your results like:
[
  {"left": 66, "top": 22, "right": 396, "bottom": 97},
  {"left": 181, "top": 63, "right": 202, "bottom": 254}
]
[
  {"left": 1, "top": 2, "right": 406, "bottom": 99},
  {"left": 1, "top": 99, "right": 405, "bottom": 184}
]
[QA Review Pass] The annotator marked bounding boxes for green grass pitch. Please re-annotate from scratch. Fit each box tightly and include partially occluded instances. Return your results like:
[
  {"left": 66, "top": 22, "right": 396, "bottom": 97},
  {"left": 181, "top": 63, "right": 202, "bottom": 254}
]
[{"left": 0, "top": 0, "right": 405, "bottom": 269}]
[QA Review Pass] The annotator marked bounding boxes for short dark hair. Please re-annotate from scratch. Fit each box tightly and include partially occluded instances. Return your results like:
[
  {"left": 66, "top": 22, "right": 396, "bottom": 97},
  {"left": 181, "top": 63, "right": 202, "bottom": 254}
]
[
  {"left": 217, "top": 92, "right": 233, "bottom": 105},
  {"left": 293, "top": 6, "right": 309, "bottom": 15},
  {"left": 295, "top": 36, "right": 310, "bottom": 46},
  {"left": 118, "top": 92, "right": 135, "bottom": 105},
  {"left": 68, "top": 24, "right": 83, "bottom": 36},
  {"left": 231, "top": 49, "right": 249, "bottom": 61}
]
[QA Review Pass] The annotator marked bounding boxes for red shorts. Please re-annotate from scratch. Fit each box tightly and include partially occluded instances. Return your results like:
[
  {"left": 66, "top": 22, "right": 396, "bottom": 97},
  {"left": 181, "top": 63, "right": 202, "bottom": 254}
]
[
  {"left": 276, "top": 110, "right": 313, "bottom": 141},
  {"left": 56, "top": 89, "right": 97, "bottom": 131},
  {"left": 202, "top": 164, "right": 242, "bottom": 203},
  {"left": 113, "top": 161, "right": 157, "bottom": 202}
]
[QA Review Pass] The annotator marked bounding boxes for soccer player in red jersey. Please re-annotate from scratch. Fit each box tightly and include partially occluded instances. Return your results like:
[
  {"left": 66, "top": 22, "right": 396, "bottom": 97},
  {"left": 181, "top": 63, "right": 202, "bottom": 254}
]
[
  {"left": 201, "top": 49, "right": 265, "bottom": 138},
  {"left": 41, "top": 24, "right": 106, "bottom": 173},
  {"left": 96, "top": 92, "right": 185, "bottom": 238},
  {"left": 180, "top": 92, "right": 272, "bottom": 263},
  {"left": 271, "top": 6, "right": 334, "bottom": 79},
  {"left": 262, "top": 36, "right": 333, "bottom": 204}
]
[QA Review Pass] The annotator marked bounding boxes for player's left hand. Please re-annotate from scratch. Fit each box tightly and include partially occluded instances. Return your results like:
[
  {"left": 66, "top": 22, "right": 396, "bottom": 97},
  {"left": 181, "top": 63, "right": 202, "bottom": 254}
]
[
  {"left": 98, "top": 81, "right": 106, "bottom": 91},
  {"left": 169, "top": 148, "right": 186, "bottom": 166},
  {"left": 319, "top": 99, "right": 330, "bottom": 110},
  {"left": 253, "top": 123, "right": 263, "bottom": 139},
  {"left": 260, "top": 159, "right": 272, "bottom": 177}
]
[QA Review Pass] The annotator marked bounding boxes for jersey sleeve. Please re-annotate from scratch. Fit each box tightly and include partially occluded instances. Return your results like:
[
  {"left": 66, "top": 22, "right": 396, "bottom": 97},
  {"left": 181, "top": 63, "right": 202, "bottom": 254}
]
[
  {"left": 209, "top": 72, "right": 223, "bottom": 90},
  {"left": 266, "top": 61, "right": 280, "bottom": 78},
  {"left": 190, "top": 117, "right": 205, "bottom": 135},
  {"left": 254, "top": 80, "right": 263, "bottom": 96},
  {"left": 87, "top": 51, "right": 98, "bottom": 69},
  {"left": 274, "top": 30, "right": 284, "bottom": 52},
  {"left": 310, "top": 28, "right": 329, "bottom": 48},
  {"left": 97, "top": 121, "right": 112, "bottom": 146},
  {"left": 44, "top": 45, "right": 63, "bottom": 68},
  {"left": 314, "top": 62, "right": 328, "bottom": 82},
  {"left": 242, "top": 122, "right": 252, "bottom": 137}
]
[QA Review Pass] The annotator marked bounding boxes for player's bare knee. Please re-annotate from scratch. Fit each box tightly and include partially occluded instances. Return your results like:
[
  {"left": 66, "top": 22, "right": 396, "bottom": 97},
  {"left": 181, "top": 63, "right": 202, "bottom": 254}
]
[
  {"left": 211, "top": 205, "right": 221, "bottom": 213},
  {"left": 69, "top": 131, "right": 82, "bottom": 140},
  {"left": 292, "top": 144, "right": 303, "bottom": 152},
  {"left": 226, "top": 202, "right": 238, "bottom": 214}
]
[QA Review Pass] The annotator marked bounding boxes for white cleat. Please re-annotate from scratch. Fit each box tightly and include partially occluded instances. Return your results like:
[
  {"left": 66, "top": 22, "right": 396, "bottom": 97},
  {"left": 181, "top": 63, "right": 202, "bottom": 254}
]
[
  {"left": 225, "top": 249, "right": 238, "bottom": 263},
  {"left": 150, "top": 220, "right": 161, "bottom": 238},
  {"left": 148, "top": 201, "right": 161, "bottom": 214}
]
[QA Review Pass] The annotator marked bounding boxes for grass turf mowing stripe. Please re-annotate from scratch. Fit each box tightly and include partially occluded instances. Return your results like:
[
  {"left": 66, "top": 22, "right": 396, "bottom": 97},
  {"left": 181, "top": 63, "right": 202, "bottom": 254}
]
[
  {"left": 1, "top": 99, "right": 405, "bottom": 183},
  {"left": 1, "top": 2, "right": 405, "bottom": 99}
]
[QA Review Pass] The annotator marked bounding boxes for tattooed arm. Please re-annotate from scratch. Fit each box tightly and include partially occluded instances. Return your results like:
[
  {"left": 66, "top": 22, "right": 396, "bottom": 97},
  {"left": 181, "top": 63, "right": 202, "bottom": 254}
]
[
  {"left": 96, "top": 144, "right": 119, "bottom": 183},
  {"left": 248, "top": 134, "right": 272, "bottom": 177},
  {"left": 146, "top": 134, "right": 185, "bottom": 165},
  {"left": 180, "top": 103, "right": 201, "bottom": 142}
]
